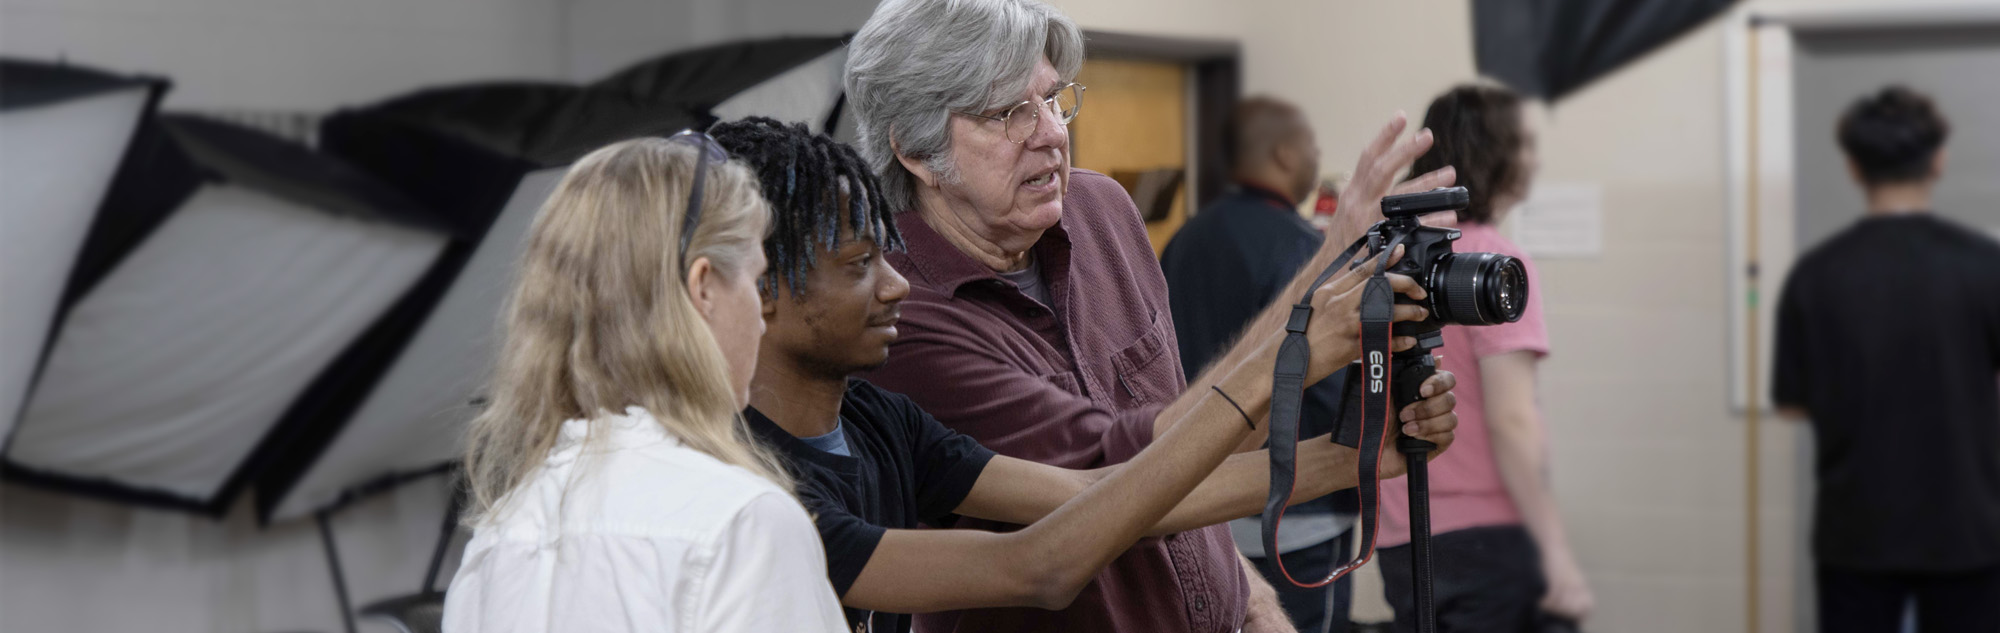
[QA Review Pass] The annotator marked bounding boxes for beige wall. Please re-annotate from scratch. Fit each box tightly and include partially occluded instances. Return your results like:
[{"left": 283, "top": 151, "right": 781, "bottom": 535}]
[{"left": 1048, "top": 1, "right": 1981, "bottom": 631}]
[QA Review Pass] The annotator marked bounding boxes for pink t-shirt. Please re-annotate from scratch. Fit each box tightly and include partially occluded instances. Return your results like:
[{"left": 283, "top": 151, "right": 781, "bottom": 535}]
[{"left": 1376, "top": 222, "right": 1548, "bottom": 548}]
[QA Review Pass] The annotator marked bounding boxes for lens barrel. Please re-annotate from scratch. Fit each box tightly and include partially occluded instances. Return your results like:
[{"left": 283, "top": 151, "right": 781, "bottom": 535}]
[{"left": 1430, "top": 252, "right": 1529, "bottom": 325}]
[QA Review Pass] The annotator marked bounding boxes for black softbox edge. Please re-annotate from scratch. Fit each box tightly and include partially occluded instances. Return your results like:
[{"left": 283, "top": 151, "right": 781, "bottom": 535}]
[
  {"left": 0, "top": 58, "right": 164, "bottom": 111},
  {"left": 161, "top": 114, "right": 459, "bottom": 235},
  {"left": 0, "top": 460, "right": 228, "bottom": 516},
  {"left": 342, "top": 82, "right": 708, "bottom": 168},
  {"left": 590, "top": 35, "right": 848, "bottom": 110}
]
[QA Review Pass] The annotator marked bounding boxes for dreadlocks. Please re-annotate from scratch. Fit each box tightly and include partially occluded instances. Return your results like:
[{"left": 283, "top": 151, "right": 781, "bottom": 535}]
[{"left": 710, "top": 117, "right": 902, "bottom": 296}]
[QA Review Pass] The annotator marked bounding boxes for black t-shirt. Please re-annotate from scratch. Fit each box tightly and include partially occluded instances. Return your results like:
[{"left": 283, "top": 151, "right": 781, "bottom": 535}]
[
  {"left": 746, "top": 379, "right": 997, "bottom": 632},
  {"left": 1773, "top": 213, "right": 2000, "bottom": 572}
]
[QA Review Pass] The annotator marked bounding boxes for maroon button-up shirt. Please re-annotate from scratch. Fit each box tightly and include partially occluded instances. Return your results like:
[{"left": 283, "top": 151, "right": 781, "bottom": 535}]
[{"left": 865, "top": 169, "right": 1248, "bottom": 633}]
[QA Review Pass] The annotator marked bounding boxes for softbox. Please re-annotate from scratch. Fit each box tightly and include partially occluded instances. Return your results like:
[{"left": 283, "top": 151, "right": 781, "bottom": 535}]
[
  {"left": 252, "top": 81, "right": 701, "bottom": 522},
  {"left": 1475, "top": 0, "right": 1740, "bottom": 101},
  {"left": 0, "top": 60, "right": 163, "bottom": 445},
  {"left": 2, "top": 114, "right": 451, "bottom": 513}
]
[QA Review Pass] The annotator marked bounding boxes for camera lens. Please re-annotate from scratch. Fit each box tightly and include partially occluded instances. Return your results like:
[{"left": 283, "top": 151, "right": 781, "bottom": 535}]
[{"left": 1430, "top": 252, "right": 1529, "bottom": 325}]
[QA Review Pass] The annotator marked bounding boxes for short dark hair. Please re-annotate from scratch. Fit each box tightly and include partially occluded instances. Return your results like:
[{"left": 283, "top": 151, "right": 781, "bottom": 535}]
[
  {"left": 1223, "top": 96, "right": 1304, "bottom": 173},
  {"left": 1838, "top": 86, "right": 1949, "bottom": 186},
  {"left": 1407, "top": 84, "right": 1524, "bottom": 225},
  {"left": 710, "top": 117, "right": 902, "bottom": 296}
]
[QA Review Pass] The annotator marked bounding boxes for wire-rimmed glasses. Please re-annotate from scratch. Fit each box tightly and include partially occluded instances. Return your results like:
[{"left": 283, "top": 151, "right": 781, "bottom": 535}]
[{"left": 955, "top": 82, "right": 1086, "bottom": 143}]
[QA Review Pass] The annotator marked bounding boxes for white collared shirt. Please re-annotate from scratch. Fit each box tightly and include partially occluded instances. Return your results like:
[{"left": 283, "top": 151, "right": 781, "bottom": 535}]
[{"left": 443, "top": 407, "right": 845, "bottom": 633}]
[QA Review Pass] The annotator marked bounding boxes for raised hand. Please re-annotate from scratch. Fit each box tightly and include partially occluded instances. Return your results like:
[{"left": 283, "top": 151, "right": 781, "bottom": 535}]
[{"left": 1326, "top": 114, "right": 1459, "bottom": 251}]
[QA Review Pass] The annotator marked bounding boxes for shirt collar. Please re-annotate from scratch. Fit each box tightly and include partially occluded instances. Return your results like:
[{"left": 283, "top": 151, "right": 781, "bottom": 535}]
[
  {"left": 895, "top": 208, "right": 1074, "bottom": 297},
  {"left": 745, "top": 402, "right": 860, "bottom": 473},
  {"left": 743, "top": 405, "right": 800, "bottom": 449},
  {"left": 549, "top": 406, "right": 677, "bottom": 463}
]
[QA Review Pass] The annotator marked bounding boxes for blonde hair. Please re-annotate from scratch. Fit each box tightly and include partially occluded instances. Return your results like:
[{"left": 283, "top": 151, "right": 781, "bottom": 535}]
[{"left": 463, "top": 137, "right": 790, "bottom": 522}]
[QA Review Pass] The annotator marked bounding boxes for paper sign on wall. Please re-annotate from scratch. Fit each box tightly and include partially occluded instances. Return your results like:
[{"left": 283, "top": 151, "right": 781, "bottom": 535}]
[{"left": 1511, "top": 183, "right": 1603, "bottom": 258}]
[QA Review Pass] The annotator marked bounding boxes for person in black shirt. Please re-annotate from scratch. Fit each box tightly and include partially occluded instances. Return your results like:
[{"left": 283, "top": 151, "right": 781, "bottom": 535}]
[
  {"left": 711, "top": 117, "right": 1463, "bottom": 633},
  {"left": 1161, "top": 96, "right": 1359, "bottom": 632},
  {"left": 1773, "top": 86, "right": 2000, "bottom": 633}
]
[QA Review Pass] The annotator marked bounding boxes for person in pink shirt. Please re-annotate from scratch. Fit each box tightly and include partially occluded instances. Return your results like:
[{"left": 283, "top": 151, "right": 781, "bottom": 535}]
[{"left": 1377, "top": 84, "right": 1593, "bottom": 632}]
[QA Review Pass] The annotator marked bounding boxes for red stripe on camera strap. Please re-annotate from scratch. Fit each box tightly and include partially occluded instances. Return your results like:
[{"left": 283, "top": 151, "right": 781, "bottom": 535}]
[{"left": 1262, "top": 232, "right": 1405, "bottom": 589}]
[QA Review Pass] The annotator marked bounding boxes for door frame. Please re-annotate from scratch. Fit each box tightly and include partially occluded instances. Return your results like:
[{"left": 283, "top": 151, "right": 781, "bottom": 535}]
[{"left": 1081, "top": 30, "right": 1240, "bottom": 213}]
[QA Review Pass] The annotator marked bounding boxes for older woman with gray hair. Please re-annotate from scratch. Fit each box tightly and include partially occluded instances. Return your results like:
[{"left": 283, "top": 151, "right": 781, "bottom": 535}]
[{"left": 849, "top": 1, "right": 1460, "bottom": 632}]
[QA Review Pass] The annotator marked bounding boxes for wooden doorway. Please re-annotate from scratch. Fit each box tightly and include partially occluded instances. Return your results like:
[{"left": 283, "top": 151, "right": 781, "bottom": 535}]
[
  {"left": 1071, "top": 58, "right": 1189, "bottom": 255},
  {"left": 1074, "top": 31, "right": 1239, "bottom": 256}
]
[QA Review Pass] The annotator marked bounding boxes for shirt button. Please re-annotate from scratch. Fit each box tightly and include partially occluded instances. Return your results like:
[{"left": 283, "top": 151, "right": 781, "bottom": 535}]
[{"left": 1192, "top": 596, "right": 1207, "bottom": 611}]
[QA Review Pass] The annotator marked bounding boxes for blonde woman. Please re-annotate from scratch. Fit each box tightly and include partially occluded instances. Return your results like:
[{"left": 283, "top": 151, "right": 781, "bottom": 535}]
[{"left": 443, "top": 134, "right": 846, "bottom": 633}]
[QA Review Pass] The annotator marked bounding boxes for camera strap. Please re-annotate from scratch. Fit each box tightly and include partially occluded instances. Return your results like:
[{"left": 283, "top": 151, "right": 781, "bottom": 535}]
[{"left": 1263, "top": 230, "right": 1406, "bottom": 588}]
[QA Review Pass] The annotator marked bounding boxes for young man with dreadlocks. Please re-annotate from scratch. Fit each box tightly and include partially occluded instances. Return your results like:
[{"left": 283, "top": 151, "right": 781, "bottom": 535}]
[{"left": 712, "top": 117, "right": 1463, "bottom": 632}]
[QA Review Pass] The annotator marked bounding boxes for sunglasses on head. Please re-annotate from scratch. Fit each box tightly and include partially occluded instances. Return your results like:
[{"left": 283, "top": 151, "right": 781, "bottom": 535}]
[{"left": 666, "top": 129, "right": 730, "bottom": 271}]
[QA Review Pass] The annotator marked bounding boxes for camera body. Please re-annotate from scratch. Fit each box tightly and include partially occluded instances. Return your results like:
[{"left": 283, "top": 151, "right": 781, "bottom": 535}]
[{"left": 1331, "top": 187, "right": 1529, "bottom": 445}]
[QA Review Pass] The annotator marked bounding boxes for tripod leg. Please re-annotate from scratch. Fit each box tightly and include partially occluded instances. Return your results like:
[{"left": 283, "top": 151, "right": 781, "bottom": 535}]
[{"left": 1399, "top": 437, "right": 1438, "bottom": 633}]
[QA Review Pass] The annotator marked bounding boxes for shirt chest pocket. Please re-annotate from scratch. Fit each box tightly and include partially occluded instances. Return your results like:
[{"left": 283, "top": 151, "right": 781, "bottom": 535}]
[{"left": 1109, "top": 311, "right": 1182, "bottom": 406}]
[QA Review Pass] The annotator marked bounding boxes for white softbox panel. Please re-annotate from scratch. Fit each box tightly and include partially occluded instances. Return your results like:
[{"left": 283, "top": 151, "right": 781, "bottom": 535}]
[
  {"left": 10, "top": 184, "right": 446, "bottom": 499},
  {"left": 0, "top": 69, "right": 155, "bottom": 442},
  {"left": 711, "top": 48, "right": 848, "bottom": 132},
  {"left": 267, "top": 168, "right": 562, "bottom": 520}
]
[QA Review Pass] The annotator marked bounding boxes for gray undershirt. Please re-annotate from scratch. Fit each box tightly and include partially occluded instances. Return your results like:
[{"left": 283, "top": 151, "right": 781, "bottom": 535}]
[
  {"left": 797, "top": 420, "right": 851, "bottom": 457},
  {"left": 999, "top": 255, "right": 1054, "bottom": 312}
]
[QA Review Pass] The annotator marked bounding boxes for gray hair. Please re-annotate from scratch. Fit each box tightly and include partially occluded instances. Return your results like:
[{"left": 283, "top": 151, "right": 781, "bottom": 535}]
[{"left": 844, "top": 0, "right": 1085, "bottom": 213}]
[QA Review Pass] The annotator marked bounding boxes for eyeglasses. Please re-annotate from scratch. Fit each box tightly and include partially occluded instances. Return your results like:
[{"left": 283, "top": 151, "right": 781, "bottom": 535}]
[
  {"left": 667, "top": 129, "right": 730, "bottom": 271},
  {"left": 954, "top": 82, "right": 1086, "bottom": 143}
]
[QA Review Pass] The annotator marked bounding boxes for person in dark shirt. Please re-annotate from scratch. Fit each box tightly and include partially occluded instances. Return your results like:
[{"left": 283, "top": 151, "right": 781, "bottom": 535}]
[
  {"left": 1772, "top": 86, "right": 2000, "bottom": 633},
  {"left": 712, "top": 117, "right": 1462, "bottom": 633},
  {"left": 1161, "top": 96, "right": 1357, "bottom": 632}
]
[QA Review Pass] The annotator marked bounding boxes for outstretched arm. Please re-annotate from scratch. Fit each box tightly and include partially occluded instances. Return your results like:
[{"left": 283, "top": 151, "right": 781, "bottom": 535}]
[
  {"left": 840, "top": 342, "right": 1280, "bottom": 613},
  {"left": 840, "top": 255, "right": 1433, "bottom": 614},
  {"left": 954, "top": 371, "right": 1459, "bottom": 536}
]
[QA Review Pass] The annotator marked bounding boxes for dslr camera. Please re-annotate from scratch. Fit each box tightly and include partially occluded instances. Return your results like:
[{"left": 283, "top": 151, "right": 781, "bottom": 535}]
[
  {"left": 1330, "top": 186, "right": 1529, "bottom": 444},
  {"left": 1372, "top": 185, "right": 1529, "bottom": 403}
]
